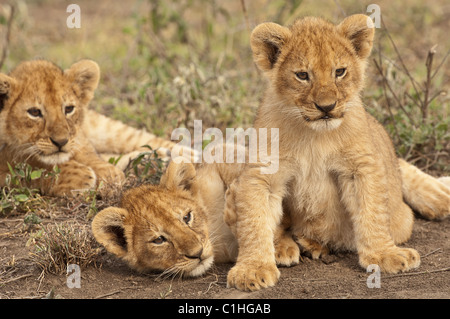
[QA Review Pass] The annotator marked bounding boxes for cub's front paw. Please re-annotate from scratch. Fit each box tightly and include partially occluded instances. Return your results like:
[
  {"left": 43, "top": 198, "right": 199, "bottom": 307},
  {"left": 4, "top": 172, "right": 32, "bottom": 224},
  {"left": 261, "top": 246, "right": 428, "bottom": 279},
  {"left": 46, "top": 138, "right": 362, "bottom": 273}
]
[
  {"left": 359, "top": 247, "right": 420, "bottom": 274},
  {"left": 93, "top": 163, "right": 125, "bottom": 185},
  {"left": 51, "top": 162, "right": 97, "bottom": 196},
  {"left": 227, "top": 262, "right": 280, "bottom": 292},
  {"left": 275, "top": 234, "right": 300, "bottom": 267},
  {"left": 295, "top": 236, "right": 329, "bottom": 259}
]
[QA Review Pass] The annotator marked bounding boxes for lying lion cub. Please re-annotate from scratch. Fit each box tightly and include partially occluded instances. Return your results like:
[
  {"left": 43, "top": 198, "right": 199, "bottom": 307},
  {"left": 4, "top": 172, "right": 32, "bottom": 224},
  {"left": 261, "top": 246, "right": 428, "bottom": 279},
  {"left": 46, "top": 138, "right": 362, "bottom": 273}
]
[
  {"left": 92, "top": 159, "right": 300, "bottom": 277},
  {"left": 0, "top": 59, "right": 179, "bottom": 197}
]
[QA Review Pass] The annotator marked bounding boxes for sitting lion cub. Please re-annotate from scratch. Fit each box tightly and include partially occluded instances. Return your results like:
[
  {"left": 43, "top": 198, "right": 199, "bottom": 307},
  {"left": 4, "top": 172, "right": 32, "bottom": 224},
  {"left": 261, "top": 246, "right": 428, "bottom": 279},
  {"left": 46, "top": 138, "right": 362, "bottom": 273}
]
[
  {"left": 92, "top": 160, "right": 300, "bottom": 277},
  {"left": 0, "top": 59, "right": 177, "bottom": 196},
  {"left": 225, "top": 14, "right": 450, "bottom": 291}
]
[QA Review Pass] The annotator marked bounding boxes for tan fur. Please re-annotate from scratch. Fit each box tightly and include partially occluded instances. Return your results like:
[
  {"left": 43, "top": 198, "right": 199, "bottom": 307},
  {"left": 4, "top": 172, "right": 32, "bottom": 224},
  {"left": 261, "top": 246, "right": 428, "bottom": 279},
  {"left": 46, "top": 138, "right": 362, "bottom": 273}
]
[
  {"left": 0, "top": 59, "right": 175, "bottom": 196},
  {"left": 92, "top": 156, "right": 300, "bottom": 278},
  {"left": 226, "top": 15, "right": 450, "bottom": 291}
]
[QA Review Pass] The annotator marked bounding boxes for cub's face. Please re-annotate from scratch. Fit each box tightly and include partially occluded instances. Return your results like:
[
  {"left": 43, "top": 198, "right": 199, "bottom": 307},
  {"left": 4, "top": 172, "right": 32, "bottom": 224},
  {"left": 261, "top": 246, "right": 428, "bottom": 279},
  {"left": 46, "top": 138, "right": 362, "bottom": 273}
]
[
  {"left": 0, "top": 60, "right": 100, "bottom": 165},
  {"left": 92, "top": 164, "right": 215, "bottom": 278},
  {"left": 251, "top": 15, "right": 374, "bottom": 131}
]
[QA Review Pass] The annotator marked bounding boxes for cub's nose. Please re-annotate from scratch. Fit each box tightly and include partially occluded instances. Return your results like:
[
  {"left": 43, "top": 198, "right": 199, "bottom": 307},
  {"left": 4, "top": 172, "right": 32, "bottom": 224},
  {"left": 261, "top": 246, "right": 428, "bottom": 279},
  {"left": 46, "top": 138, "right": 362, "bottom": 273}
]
[
  {"left": 314, "top": 102, "right": 336, "bottom": 113},
  {"left": 185, "top": 248, "right": 203, "bottom": 260},
  {"left": 50, "top": 137, "right": 69, "bottom": 149}
]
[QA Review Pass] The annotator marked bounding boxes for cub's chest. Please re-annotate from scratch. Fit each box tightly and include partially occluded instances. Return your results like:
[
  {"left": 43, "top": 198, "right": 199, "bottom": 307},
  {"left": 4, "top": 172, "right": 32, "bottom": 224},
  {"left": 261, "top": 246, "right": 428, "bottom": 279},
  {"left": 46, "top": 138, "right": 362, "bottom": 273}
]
[{"left": 285, "top": 146, "right": 343, "bottom": 213}]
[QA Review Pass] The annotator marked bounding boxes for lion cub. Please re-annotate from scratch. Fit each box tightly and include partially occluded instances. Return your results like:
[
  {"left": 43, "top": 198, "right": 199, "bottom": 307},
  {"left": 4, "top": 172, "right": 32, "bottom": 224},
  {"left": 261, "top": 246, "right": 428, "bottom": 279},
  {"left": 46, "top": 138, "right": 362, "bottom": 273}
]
[
  {"left": 0, "top": 59, "right": 176, "bottom": 196},
  {"left": 92, "top": 160, "right": 299, "bottom": 277},
  {"left": 226, "top": 14, "right": 450, "bottom": 291}
]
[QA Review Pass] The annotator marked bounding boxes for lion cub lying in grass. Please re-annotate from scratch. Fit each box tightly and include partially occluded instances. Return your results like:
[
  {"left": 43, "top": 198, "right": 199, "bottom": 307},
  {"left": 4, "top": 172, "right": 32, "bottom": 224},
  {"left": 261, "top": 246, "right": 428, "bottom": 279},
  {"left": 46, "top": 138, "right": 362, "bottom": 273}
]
[
  {"left": 0, "top": 59, "right": 177, "bottom": 197},
  {"left": 92, "top": 159, "right": 300, "bottom": 278}
]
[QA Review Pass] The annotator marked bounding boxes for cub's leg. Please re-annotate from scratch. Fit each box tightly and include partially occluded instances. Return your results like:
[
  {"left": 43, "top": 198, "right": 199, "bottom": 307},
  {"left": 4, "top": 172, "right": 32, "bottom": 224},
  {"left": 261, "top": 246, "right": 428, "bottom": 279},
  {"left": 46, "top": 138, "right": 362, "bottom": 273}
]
[
  {"left": 273, "top": 223, "right": 300, "bottom": 267},
  {"left": 48, "top": 160, "right": 97, "bottom": 196},
  {"left": 294, "top": 236, "right": 329, "bottom": 260},
  {"left": 399, "top": 159, "right": 450, "bottom": 220},
  {"left": 225, "top": 182, "right": 300, "bottom": 267},
  {"left": 389, "top": 201, "right": 414, "bottom": 245},
  {"left": 224, "top": 165, "right": 292, "bottom": 291},
  {"left": 339, "top": 158, "right": 420, "bottom": 274},
  {"left": 88, "top": 159, "right": 125, "bottom": 186},
  {"left": 71, "top": 147, "right": 125, "bottom": 189}
]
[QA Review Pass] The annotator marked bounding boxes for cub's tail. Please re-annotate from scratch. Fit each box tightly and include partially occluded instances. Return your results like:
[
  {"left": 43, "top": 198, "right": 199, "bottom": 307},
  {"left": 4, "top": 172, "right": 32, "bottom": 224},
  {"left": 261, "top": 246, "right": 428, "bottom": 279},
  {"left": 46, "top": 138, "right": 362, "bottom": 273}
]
[
  {"left": 82, "top": 110, "right": 177, "bottom": 169},
  {"left": 399, "top": 159, "right": 450, "bottom": 220},
  {"left": 83, "top": 109, "right": 174, "bottom": 153}
]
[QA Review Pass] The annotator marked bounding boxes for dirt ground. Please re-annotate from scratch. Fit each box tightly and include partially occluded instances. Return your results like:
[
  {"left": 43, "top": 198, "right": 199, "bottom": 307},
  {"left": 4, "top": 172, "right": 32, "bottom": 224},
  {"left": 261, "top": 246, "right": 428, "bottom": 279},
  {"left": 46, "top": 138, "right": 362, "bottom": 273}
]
[{"left": 1, "top": 213, "right": 449, "bottom": 300}]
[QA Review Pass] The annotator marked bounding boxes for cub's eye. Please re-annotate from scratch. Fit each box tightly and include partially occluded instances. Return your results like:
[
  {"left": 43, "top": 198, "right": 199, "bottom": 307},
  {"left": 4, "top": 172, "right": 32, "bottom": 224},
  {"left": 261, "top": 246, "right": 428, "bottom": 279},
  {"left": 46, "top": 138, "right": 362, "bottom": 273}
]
[
  {"left": 64, "top": 105, "right": 75, "bottom": 115},
  {"left": 295, "top": 71, "right": 309, "bottom": 81},
  {"left": 152, "top": 236, "right": 166, "bottom": 245},
  {"left": 183, "top": 211, "right": 192, "bottom": 224},
  {"left": 335, "top": 68, "right": 346, "bottom": 78},
  {"left": 27, "top": 107, "right": 42, "bottom": 118}
]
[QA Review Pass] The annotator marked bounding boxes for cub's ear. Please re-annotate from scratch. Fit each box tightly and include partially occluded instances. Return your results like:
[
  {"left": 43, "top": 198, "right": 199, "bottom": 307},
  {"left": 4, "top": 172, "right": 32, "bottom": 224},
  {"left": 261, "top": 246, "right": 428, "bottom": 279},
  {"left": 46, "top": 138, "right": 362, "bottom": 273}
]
[
  {"left": 0, "top": 73, "right": 15, "bottom": 113},
  {"left": 337, "top": 14, "right": 375, "bottom": 60},
  {"left": 64, "top": 59, "right": 100, "bottom": 105},
  {"left": 160, "top": 161, "right": 196, "bottom": 191},
  {"left": 92, "top": 207, "right": 129, "bottom": 258},
  {"left": 250, "top": 22, "right": 292, "bottom": 72}
]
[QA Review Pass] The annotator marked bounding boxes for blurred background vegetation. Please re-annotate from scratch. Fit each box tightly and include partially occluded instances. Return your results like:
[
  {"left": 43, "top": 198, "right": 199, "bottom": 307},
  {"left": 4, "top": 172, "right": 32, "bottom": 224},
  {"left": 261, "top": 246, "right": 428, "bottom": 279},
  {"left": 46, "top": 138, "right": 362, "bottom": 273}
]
[{"left": 1, "top": 0, "right": 449, "bottom": 174}]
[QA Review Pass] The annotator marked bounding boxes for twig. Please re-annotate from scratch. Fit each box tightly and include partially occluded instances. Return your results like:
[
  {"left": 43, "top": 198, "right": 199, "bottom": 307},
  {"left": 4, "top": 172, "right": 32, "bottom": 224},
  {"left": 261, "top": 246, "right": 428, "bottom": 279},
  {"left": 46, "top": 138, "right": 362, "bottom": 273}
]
[
  {"left": 0, "top": 229, "right": 21, "bottom": 237},
  {"left": 203, "top": 273, "right": 219, "bottom": 294},
  {"left": 359, "top": 266, "right": 450, "bottom": 283},
  {"left": 421, "top": 44, "right": 437, "bottom": 121},
  {"left": 404, "top": 91, "right": 423, "bottom": 110},
  {"left": 422, "top": 248, "right": 442, "bottom": 258},
  {"left": 374, "top": 42, "right": 417, "bottom": 127},
  {"left": 430, "top": 48, "right": 450, "bottom": 81},
  {"left": 382, "top": 267, "right": 450, "bottom": 280},
  {"left": 0, "top": 273, "right": 33, "bottom": 285},
  {"left": 93, "top": 285, "right": 143, "bottom": 299},
  {"left": 372, "top": 58, "right": 403, "bottom": 139},
  {"left": 240, "top": 0, "right": 250, "bottom": 33},
  {"left": 0, "top": 3, "right": 15, "bottom": 70},
  {"left": 94, "top": 290, "right": 122, "bottom": 299},
  {"left": 381, "top": 17, "right": 423, "bottom": 105},
  {"left": 333, "top": 0, "right": 347, "bottom": 17}
]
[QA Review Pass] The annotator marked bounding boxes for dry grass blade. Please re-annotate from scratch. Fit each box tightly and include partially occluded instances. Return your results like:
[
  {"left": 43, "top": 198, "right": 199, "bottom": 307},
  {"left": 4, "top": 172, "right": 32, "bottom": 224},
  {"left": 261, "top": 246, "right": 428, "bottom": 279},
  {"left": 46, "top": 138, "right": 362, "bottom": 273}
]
[
  {"left": 29, "top": 222, "right": 102, "bottom": 275},
  {"left": 373, "top": 58, "right": 415, "bottom": 127},
  {"left": 380, "top": 18, "right": 448, "bottom": 124},
  {"left": 381, "top": 17, "right": 423, "bottom": 105},
  {"left": 240, "top": 0, "right": 250, "bottom": 33},
  {"left": 430, "top": 48, "right": 450, "bottom": 81},
  {"left": 0, "top": 3, "right": 14, "bottom": 70}
]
